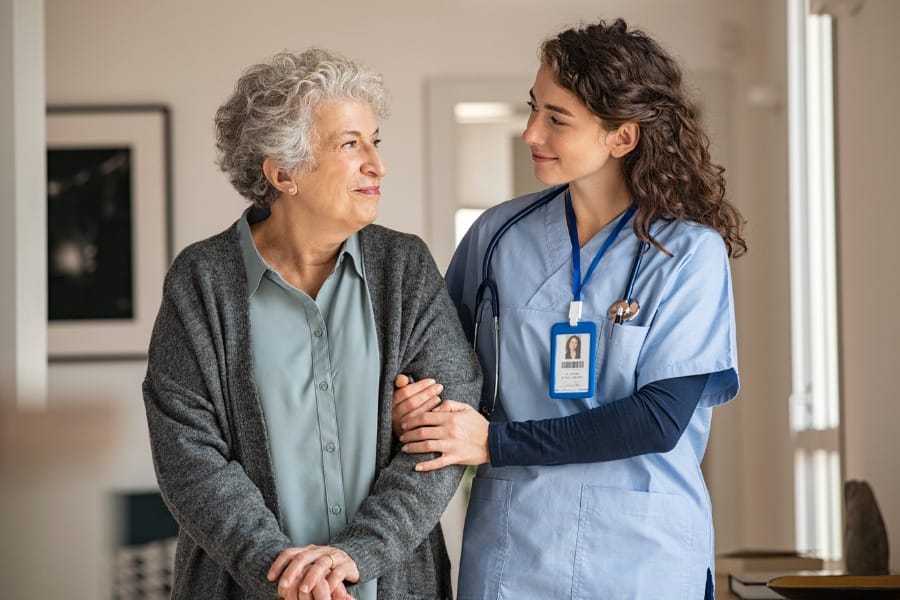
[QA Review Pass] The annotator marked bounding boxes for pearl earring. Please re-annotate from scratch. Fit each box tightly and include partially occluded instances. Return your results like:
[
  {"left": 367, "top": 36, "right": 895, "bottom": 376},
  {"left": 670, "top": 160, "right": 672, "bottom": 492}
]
[{"left": 288, "top": 186, "right": 296, "bottom": 195}]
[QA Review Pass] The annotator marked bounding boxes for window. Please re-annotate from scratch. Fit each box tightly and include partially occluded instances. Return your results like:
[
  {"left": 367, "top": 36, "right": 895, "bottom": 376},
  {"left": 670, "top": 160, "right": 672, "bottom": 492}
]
[{"left": 787, "top": 0, "right": 842, "bottom": 561}]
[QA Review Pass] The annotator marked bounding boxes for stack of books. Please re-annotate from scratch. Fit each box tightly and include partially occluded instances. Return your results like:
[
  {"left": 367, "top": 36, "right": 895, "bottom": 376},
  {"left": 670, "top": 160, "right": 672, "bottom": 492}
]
[{"left": 715, "top": 550, "right": 825, "bottom": 599}]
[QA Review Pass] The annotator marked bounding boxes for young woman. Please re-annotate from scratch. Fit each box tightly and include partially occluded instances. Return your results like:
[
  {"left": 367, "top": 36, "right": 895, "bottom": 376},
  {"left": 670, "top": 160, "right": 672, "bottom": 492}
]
[{"left": 394, "top": 18, "right": 745, "bottom": 599}]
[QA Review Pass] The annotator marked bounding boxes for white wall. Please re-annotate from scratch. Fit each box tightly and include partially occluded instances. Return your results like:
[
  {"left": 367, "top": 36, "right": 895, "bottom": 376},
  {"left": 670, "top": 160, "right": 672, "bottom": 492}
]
[
  {"left": 835, "top": 0, "right": 900, "bottom": 573},
  {"left": 0, "top": 0, "right": 47, "bottom": 408},
  {"left": 458, "top": 121, "right": 520, "bottom": 208},
  {"left": 1, "top": 0, "right": 815, "bottom": 596}
]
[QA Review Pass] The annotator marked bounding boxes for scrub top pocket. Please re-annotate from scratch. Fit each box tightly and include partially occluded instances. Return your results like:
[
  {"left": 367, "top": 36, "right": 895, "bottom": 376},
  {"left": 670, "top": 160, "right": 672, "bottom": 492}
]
[
  {"left": 594, "top": 319, "right": 650, "bottom": 402},
  {"left": 571, "top": 485, "right": 702, "bottom": 600}
]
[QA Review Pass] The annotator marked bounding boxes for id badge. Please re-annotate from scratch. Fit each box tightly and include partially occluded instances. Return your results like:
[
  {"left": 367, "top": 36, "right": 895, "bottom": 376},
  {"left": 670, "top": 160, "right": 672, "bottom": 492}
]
[{"left": 549, "top": 321, "right": 596, "bottom": 399}]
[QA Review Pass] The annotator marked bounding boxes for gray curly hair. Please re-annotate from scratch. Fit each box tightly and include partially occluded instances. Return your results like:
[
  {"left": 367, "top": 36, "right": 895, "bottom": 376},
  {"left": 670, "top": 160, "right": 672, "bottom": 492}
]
[{"left": 214, "top": 48, "right": 389, "bottom": 207}]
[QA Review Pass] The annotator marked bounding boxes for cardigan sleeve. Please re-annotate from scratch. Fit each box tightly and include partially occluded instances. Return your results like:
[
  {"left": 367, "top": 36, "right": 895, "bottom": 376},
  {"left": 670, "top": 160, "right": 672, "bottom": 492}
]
[
  {"left": 143, "top": 257, "right": 288, "bottom": 599},
  {"left": 330, "top": 231, "right": 483, "bottom": 583}
]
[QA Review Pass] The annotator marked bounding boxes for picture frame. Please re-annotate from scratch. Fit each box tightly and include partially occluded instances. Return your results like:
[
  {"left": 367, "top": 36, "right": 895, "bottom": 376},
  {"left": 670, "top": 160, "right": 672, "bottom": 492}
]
[{"left": 46, "top": 105, "right": 172, "bottom": 361}]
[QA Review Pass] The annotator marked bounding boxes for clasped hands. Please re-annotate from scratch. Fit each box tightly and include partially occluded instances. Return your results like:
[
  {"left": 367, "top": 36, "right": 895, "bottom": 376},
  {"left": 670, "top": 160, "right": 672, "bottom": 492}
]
[{"left": 268, "top": 544, "right": 358, "bottom": 600}]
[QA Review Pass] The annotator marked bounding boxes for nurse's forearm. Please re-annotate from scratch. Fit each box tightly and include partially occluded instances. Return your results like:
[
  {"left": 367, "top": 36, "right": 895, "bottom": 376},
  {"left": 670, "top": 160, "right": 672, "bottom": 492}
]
[{"left": 488, "top": 373, "right": 708, "bottom": 467}]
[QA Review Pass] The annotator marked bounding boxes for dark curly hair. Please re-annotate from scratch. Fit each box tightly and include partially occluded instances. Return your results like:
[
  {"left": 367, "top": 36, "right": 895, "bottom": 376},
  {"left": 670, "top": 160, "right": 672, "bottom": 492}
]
[{"left": 542, "top": 18, "right": 747, "bottom": 257}]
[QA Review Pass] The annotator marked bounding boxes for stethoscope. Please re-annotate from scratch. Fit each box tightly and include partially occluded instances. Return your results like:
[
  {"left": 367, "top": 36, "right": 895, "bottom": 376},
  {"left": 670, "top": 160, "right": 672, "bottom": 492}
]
[{"left": 472, "top": 184, "right": 650, "bottom": 415}]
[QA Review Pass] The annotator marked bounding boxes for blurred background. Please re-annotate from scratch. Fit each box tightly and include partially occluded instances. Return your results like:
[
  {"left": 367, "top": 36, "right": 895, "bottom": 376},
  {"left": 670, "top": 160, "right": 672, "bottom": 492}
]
[{"left": 2, "top": 0, "right": 898, "bottom": 597}]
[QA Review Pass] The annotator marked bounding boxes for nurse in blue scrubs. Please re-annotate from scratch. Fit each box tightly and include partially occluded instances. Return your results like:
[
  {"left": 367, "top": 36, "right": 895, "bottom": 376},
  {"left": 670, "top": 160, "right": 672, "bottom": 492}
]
[{"left": 395, "top": 18, "right": 746, "bottom": 599}]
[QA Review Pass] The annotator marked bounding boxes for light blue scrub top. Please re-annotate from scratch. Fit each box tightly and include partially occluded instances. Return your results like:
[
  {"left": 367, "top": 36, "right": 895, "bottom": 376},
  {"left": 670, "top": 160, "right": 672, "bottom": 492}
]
[
  {"left": 447, "top": 189, "right": 739, "bottom": 600},
  {"left": 238, "top": 211, "right": 379, "bottom": 600}
]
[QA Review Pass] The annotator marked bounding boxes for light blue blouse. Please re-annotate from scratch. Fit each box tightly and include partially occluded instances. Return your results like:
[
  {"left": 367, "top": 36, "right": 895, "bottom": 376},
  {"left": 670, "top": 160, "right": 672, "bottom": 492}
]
[
  {"left": 447, "top": 189, "right": 739, "bottom": 599},
  {"left": 238, "top": 209, "right": 379, "bottom": 600}
]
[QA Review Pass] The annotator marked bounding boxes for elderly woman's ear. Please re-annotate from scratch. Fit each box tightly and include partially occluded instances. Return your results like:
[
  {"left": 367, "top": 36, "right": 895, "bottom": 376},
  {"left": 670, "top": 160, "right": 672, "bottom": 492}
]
[{"left": 262, "top": 158, "right": 297, "bottom": 196}]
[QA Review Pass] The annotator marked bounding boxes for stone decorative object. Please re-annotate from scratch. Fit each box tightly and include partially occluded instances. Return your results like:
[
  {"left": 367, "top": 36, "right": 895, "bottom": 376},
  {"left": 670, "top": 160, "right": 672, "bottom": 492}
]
[{"left": 844, "top": 479, "right": 890, "bottom": 574}]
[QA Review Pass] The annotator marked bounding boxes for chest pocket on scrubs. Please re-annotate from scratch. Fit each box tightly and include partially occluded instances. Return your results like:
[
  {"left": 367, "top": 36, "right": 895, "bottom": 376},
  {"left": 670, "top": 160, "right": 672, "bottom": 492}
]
[
  {"left": 571, "top": 485, "right": 704, "bottom": 600},
  {"left": 594, "top": 317, "right": 650, "bottom": 402}
]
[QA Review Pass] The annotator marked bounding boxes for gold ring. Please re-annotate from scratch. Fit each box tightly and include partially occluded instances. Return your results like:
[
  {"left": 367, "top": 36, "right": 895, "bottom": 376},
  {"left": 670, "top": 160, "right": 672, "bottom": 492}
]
[{"left": 326, "top": 552, "right": 336, "bottom": 569}]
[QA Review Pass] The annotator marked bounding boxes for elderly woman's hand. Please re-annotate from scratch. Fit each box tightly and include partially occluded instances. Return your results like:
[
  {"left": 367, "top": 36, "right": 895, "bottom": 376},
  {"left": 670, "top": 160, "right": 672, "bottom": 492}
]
[
  {"left": 268, "top": 545, "right": 358, "bottom": 600},
  {"left": 399, "top": 400, "right": 490, "bottom": 471},
  {"left": 391, "top": 374, "right": 444, "bottom": 438}
]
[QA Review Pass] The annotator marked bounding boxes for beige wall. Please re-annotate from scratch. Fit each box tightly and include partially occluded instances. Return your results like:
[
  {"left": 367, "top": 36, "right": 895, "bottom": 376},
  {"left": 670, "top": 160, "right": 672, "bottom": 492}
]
[
  {"left": 1, "top": 0, "right": 842, "bottom": 596},
  {"left": 835, "top": 0, "right": 900, "bottom": 573}
]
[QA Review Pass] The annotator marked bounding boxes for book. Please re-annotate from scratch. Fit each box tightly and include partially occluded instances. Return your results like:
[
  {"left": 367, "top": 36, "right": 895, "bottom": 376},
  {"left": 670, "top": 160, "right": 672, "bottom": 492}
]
[
  {"left": 728, "top": 571, "right": 790, "bottom": 599},
  {"left": 716, "top": 549, "right": 825, "bottom": 576},
  {"left": 727, "top": 569, "right": 845, "bottom": 600}
]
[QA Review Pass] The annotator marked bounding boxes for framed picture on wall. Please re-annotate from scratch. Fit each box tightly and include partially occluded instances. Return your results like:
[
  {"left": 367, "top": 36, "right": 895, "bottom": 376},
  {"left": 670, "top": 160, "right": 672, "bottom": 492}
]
[{"left": 46, "top": 105, "right": 172, "bottom": 361}]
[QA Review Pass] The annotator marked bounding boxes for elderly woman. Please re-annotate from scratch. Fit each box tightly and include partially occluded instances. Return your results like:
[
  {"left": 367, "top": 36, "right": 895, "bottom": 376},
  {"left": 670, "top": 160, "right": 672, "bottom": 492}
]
[{"left": 142, "top": 49, "right": 480, "bottom": 600}]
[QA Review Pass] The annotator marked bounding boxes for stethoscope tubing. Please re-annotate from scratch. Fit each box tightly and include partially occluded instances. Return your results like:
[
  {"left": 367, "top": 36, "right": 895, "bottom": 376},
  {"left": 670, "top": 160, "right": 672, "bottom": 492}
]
[{"left": 623, "top": 240, "right": 649, "bottom": 303}]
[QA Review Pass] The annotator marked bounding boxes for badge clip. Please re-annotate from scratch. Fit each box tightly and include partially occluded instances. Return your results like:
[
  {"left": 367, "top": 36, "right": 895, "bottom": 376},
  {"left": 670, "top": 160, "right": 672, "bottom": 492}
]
[{"left": 568, "top": 301, "right": 583, "bottom": 327}]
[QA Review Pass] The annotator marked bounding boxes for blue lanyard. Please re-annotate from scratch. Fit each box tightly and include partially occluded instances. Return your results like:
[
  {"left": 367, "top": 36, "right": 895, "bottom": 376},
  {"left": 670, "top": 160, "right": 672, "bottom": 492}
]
[{"left": 565, "top": 190, "right": 635, "bottom": 302}]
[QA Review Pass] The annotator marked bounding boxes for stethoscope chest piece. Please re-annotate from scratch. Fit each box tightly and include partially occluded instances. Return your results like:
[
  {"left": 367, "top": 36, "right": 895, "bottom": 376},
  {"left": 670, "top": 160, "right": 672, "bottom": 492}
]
[{"left": 608, "top": 299, "right": 640, "bottom": 324}]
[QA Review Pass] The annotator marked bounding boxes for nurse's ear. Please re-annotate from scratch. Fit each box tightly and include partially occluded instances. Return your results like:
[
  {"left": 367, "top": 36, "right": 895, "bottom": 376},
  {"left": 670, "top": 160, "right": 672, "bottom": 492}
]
[{"left": 605, "top": 122, "right": 640, "bottom": 158}]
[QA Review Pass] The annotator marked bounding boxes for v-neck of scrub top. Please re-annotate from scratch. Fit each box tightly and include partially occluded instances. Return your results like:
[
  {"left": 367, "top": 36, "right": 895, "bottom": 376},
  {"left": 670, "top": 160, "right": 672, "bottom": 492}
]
[{"left": 537, "top": 190, "right": 637, "bottom": 310}]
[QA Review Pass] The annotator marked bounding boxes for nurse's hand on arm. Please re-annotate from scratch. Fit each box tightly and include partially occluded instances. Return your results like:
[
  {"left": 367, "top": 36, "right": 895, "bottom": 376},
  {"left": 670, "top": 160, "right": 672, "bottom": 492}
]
[
  {"left": 267, "top": 545, "right": 357, "bottom": 600},
  {"left": 397, "top": 398, "right": 491, "bottom": 471},
  {"left": 390, "top": 374, "right": 444, "bottom": 438}
]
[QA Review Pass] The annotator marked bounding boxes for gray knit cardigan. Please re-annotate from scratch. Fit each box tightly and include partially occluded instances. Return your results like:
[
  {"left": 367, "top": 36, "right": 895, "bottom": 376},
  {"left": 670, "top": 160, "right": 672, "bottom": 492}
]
[{"left": 143, "top": 221, "right": 482, "bottom": 599}]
